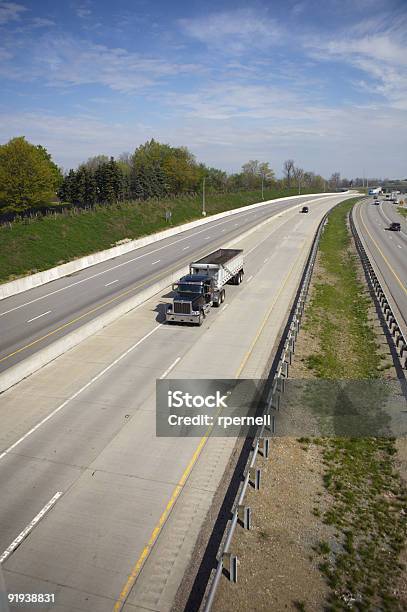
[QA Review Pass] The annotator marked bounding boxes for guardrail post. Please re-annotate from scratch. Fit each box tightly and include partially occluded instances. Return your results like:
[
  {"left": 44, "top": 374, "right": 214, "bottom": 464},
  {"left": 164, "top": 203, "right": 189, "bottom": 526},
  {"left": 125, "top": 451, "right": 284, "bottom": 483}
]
[
  {"left": 222, "top": 552, "right": 238, "bottom": 582},
  {"left": 238, "top": 505, "right": 251, "bottom": 530},
  {"left": 259, "top": 436, "right": 270, "bottom": 458},
  {"left": 249, "top": 467, "right": 261, "bottom": 490}
]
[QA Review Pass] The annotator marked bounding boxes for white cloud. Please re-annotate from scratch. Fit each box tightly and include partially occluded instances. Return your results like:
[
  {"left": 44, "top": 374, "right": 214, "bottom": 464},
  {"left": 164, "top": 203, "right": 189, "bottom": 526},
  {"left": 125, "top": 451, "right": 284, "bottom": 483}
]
[
  {"left": 30, "top": 17, "right": 55, "bottom": 28},
  {"left": 0, "top": 34, "right": 202, "bottom": 93},
  {"left": 0, "top": 1, "right": 27, "bottom": 25},
  {"left": 74, "top": 1, "right": 92, "bottom": 19},
  {"left": 179, "top": 9, "right": 283, "bottom": 54},
  {"left": 305, "top": 11, "right": 407, "bottom": 107},
  {"left": 164, "top": 81, "right": 321, "bottom": 122}
]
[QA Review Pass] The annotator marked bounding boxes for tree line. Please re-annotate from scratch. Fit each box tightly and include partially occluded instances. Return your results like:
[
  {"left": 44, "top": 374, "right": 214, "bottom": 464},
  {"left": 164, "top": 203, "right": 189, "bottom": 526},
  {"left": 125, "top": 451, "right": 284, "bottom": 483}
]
[{"left": 0, "top": 136, "right": 348, "bottom": 216}]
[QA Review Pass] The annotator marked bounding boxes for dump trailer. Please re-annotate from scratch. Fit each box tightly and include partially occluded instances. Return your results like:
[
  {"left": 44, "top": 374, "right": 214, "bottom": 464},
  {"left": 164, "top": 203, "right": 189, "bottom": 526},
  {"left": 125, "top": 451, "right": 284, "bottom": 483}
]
[{"left": 166, "top": 248, "right": 244, "bottom": 325}]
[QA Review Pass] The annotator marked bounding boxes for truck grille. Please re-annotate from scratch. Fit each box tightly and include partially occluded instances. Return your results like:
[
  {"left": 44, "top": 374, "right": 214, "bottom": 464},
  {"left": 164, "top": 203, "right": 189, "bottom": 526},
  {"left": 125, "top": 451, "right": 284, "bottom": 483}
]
[{"left": 174, "top": 301, "right": 191, "bottom": 315}]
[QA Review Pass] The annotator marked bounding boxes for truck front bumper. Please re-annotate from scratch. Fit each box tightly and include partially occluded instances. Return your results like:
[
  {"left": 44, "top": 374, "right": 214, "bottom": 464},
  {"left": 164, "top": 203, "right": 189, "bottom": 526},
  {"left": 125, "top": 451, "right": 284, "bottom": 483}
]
[{"left": 165, "top": 311, "right": 201, "bottom": 324}]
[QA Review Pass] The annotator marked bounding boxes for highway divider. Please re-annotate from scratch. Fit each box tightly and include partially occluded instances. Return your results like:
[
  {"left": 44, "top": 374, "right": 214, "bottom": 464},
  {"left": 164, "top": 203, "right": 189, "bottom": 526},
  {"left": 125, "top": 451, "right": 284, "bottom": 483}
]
[
  {"left": 350, "top": 207, "right": 407, "bottom": 371},
  {"left": 0, "top": 192, "right": 341, "bottom": 300},
  {"left": 0, "top": 197, "right": 322, "bottom": 394}
]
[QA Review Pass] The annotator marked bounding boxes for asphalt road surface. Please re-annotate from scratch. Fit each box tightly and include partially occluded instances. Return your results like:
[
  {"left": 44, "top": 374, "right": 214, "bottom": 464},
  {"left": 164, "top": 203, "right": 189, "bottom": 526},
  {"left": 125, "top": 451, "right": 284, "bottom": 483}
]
[
  {"left": 0, "top": 194, "right": 351, "bottom": 612},
  {"left": 0, "top": 194, "right": 331, "bottom": 374},
  {"left": 353, "top": 198, "right": 407, "bottom": 336}
]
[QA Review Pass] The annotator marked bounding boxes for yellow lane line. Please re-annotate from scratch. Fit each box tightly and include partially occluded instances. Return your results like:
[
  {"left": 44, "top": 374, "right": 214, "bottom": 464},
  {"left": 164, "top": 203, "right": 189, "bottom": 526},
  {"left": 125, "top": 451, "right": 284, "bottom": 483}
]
[
  {"left": 113, "top": 433, "right": 208, "bottom": 611},
  {"left": 357, "top": 202, "right": 406, "bottom": 295},
  {"left": 113, "top": 223, "right": 315, "bottom": 610}
]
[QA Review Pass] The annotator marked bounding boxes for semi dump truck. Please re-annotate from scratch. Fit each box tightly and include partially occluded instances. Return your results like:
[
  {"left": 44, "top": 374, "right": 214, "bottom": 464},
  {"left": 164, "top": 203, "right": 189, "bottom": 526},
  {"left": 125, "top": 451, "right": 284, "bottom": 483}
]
[{"left": 166, "top": 248, "right": 244, "bottom": 325}]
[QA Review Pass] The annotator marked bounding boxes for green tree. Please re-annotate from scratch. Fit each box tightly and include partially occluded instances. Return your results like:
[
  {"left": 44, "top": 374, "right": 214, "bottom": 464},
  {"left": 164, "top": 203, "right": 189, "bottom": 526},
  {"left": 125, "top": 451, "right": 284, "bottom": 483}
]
[
  {"left": 95, "top": 157, "right": 123, "bottom": 204},
  {"left": 0, "top": 137, "right": 61, "bottom": 212},
  {"left": 130, "top": 139, "right": 201, "bottom": 199},
  {"left": 82, "top": 155, "right": 110, "bottom": 172},
  {"left": 36, "top": 145, "right": 63, "bottom": 188}
]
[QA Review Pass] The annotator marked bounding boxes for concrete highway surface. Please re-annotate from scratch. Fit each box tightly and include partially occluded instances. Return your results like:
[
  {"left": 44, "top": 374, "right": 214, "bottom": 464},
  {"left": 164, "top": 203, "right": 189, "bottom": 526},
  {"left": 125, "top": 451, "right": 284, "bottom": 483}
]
[
  {"left": 0, "top": 193, "right": 351, "bottom": 611},
  {"left": 353, "top": 198, "right": 406, "bottom": 336},
  {"left": 0, "top": 195, "right": 329, "bottom": 374}
]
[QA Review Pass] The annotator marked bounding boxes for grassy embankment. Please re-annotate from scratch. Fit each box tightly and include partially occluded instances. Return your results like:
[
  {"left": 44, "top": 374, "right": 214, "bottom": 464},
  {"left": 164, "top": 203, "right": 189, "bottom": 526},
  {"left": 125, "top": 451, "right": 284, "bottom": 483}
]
[
  {"left": 397, "top": 206, "right": 407, "bottom": 218},
  {"left": 0, "top": 187, "right": 315, "bottom": 283},
  {"left": 298, "top": 198, "right": 406, "bottom": 610}
]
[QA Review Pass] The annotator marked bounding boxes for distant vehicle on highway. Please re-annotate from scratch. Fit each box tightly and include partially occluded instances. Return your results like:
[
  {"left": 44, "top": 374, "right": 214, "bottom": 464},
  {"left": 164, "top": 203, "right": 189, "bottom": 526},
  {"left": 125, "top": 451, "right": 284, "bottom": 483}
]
[
  {"left": 301, "top": 206, "right": 309, "bottom": 213},
  {"left": 373, "top": 200, "right": 380, "bottom": 205},
  {"left": 388, "top": 222, "right": 401, "bottom": 231},
  {"left": 166, "top": 248, "right": 244, "bottom": 325}
]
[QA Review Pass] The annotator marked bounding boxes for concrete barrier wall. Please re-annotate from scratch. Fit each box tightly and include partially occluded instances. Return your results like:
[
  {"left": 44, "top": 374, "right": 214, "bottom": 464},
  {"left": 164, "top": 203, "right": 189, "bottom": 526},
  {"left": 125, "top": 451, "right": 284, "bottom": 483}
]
[
  {"left": 0, "top": 197, "right": 315, "bottom": 394},
  {"left": 0, "top": 192, "right": 338, "bottom": 300}
]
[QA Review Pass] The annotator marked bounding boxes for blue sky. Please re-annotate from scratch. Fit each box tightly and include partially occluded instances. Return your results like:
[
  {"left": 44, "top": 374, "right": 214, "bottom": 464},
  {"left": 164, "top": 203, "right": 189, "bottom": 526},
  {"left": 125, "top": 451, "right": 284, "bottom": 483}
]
[{"left": 0, "top": 0, "right": 406, "bottom": 178}]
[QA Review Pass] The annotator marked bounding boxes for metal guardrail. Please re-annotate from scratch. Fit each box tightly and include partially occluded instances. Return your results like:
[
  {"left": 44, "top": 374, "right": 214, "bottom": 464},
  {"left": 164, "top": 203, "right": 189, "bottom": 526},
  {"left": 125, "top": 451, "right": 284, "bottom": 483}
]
[
  {"left": 350, "top": 207, "right": 407, "bottom": 371},
  {"left": 202, "top": 209, "right": 331, "bottom": 611}
]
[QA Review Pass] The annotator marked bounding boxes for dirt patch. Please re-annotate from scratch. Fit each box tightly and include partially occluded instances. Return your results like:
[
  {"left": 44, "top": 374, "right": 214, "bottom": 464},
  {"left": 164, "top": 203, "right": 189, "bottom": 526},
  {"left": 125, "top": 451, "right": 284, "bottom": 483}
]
[{"left": 213, "top": 438, "right": 334, "bottom": 612}]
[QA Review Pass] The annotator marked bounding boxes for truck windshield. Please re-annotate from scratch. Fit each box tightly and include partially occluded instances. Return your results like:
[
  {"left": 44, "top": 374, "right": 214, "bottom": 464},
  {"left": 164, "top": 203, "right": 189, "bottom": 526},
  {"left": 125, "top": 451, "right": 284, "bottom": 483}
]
[{"left": 176, "top": 284, "right": 204, "bottom": 294}]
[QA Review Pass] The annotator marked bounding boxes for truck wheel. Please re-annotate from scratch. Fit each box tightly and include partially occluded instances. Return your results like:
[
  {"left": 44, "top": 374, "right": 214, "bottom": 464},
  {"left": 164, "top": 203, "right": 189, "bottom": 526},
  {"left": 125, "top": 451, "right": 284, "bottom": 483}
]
[
  {"left": 239, "top": 270, "right": 243, "bottom": 283},
  {"left": 213, "top": 295, "right": 220, "bottom": 307},
  {"left": 236, "top": 272, "right": 241, "bottom": 285},
  {"left": 198, "top": 313, "right": 203, "bottom": 326},
  {"left": 221, "top": 290, "right": 225, "bottom": 303}
]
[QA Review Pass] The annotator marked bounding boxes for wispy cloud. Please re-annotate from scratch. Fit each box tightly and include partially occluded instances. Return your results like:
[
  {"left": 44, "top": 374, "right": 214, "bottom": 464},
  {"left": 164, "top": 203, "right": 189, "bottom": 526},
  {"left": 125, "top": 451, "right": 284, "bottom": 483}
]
[
  {"left": 0, "top": 34, "right": 202, "bottom": 93},
  {"left": 305, "top": 10, "right": 407, "bottom": 107},
  {"left": 165, "top": 81, "right": 321, "bottom": 122},
  {"left": 179, "top": 8, "right": 283, "bottom": 54},
  {"left": 74, "top": 1, "right": 92, "bottom": 19},
  {"left": 30, "top": 17, "right": 55, "bottom": 28},
  {"left": 0, "top": 1, "right": 27, "bottom": 25}
]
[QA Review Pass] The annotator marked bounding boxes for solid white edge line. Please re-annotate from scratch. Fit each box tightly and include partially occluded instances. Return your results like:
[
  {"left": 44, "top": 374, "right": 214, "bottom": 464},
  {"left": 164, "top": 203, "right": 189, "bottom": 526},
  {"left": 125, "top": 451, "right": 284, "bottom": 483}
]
[
  {"left": 0, "top": 491, "right": 63, "bottom": 564},
  {"left": 160, "top": 356, "right": 181, "bottom": 379},
  {"left": 26, "top": 310, "right": 51, "bottom": 323},
  {"left": 0, "top": 325, "right": 161, "bottom": 462},
  {"left": 221, "top": 303, "right": 230, "bottom": 312},
  {"left": 247, "top": 275, "right": 253, "bottom": 282}
]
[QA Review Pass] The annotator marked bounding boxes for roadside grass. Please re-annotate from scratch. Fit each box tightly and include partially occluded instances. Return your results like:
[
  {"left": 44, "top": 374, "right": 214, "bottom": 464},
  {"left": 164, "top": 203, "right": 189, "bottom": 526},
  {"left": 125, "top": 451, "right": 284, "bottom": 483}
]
[
  {"left": 397, "top": 206, "right": 407, "bottom": 218},
  {"left": 297, "top": 198, "right": 407, "bottom": 610},
  {"left": 302, "top": 198, "right": 380, "bottom": 379},
  {"left": 0, "top": 187, "right": 314, "bottom": 283}
]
